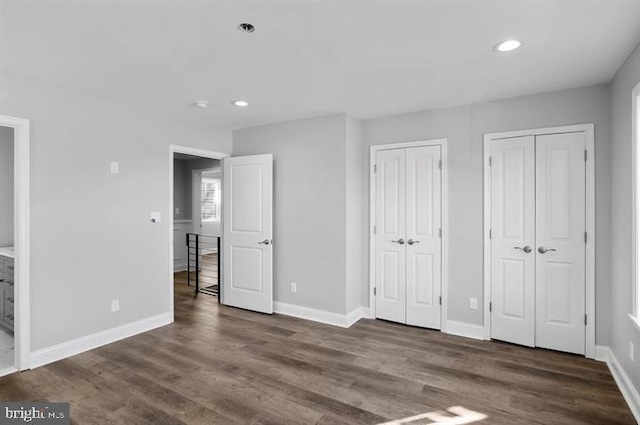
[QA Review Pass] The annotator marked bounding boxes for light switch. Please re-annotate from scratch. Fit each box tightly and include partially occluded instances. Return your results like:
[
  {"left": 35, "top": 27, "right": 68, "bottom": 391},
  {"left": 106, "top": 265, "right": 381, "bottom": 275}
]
[
  {"left": 110, "top": 161, "right": 119, "bottom": 174},
  {"left": 175, "top": 207, "right": 180, "bottom": 215},
  {"left": 150, "top": 211, "right": 161, "bottom": 223}
]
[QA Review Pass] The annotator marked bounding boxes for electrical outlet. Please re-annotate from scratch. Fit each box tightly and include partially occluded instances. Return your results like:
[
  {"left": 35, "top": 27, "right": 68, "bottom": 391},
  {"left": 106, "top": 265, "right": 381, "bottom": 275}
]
[
  {"left": 630, "top": 341, "right": 635, "bottom": 362},
  {"left": 110, "top": 161, "right": 119, "bottom": 174},
  {"left": 291, "top": 282, "right": 297, "bottom": 293},
  {"left": 111, "top": 299, "right": 120, "bottom": 313},
  {"left": 469, "top": 297, "right": 478, "bottom": 310}
]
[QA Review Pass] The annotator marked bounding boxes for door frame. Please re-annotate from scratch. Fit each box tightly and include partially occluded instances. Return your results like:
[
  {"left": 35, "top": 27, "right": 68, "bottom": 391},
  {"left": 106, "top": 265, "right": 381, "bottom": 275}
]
[
  {"left": 369, "top": 138, "right": 449, "bottom": 331},
  {"left": 482, "top": 123, "right": 595, "bottom": 358},
  {"left": 0, "top": 115, "right": 30, "bottom": 374},
  {"left": 169, "top": 146, "right": 228, "bottom": 316}
]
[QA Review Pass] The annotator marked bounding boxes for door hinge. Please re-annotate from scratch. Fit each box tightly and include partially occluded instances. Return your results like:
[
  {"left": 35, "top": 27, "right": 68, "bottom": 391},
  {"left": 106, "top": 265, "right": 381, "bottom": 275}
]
[
  {"left": 584, "top": 150, "right": 587, "bottom": 162},
  {"left": 585, "top": 231, "right": 588, "bottom": 244},
  {"left": 438, "top": 228, "right": 442, "bottom": 238},
  {"left": 374, "top": 287, "right": 376, "bottom": 296},
  {"left": 489, "top": 229, "right": 492, "bottom": 239},
  {"left": 489, "top": 156, "right": 492, "bottom": 167},
  {"left": 489, "top": 302, "right": 492, "bottom": 312},
  {"left": 438, "top": 160, "right": 442, "bottom": 170},
  {"left": 374, "top": 164, "right": 377, "bottom": 173},
  {"left": 584, "top": 314, "right": 587, "bottom": 325},
  {"left": 439, "top": 296, "right": 442, "bottom": 306},
  {"left": 374, "top": 225, "right": 377, "bottom": 234}
]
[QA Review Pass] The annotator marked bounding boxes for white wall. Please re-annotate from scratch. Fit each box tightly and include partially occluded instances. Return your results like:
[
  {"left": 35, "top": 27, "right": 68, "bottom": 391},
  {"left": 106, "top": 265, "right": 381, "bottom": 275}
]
[
  {"left": 361, "top": 84, "right": 612, "bottom": 340},
  {"left": 609, "top": 41, "right": 640, "bottom": 396},
  {"left": 0, "top": 126, "right": 14, "bottom": 247},
  {"left": 233, "top": 114, "right": 350, "bottom": 314},
  {"left": 0, "top": 74, "right": 231, "bottom": 352},
  {"left": 345, "top": 116, "right": 363, "bottom": 313}
]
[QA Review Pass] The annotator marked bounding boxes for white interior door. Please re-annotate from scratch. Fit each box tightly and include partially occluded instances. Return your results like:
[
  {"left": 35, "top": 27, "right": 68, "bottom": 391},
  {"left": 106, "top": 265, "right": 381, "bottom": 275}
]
[
  {"left": 222, "top": 154, "right": 273, "bottom": 314},
  {"left": 405, "top": 146, "right": 442, "bottom": 329},
  {"left": 535, "top": 133, "right": 586, "bottom": 355},
  {"left": 375, "top": 149, "right": 406, "bottom": 323},
  {"left": 491, "top": 136, "right": 536, "bottom": 347}
]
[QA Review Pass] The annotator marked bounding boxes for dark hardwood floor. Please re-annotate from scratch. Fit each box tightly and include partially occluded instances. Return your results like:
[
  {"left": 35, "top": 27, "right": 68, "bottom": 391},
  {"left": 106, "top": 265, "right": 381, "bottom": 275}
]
[{"left": 0, "top": 279, "right": 635, "bottom": 424}]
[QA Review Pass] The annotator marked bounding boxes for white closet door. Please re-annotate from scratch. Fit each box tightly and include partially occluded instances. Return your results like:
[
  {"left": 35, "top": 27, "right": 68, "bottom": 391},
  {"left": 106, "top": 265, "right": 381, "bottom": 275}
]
[
  {"left": 405, "top": 146, "right": 442, "bottom": 329},
  {"left": 491, "top": 136, "right": 536, "bottom": 347},
  {"left": 222, "top": 154, "right": 273, "bottom": 314},
  {"left": 375, "top": 149, "right": 406, "bottom": 323},
  {"left": 535, "top": 133, "right": 586, "bottom": 355}
]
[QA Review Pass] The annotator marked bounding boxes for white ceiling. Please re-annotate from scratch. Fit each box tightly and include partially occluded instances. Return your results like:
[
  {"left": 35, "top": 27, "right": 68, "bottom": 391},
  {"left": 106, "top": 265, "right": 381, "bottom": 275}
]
[{"left": 1, "top": 1, "right": 639, "bottom": 130}]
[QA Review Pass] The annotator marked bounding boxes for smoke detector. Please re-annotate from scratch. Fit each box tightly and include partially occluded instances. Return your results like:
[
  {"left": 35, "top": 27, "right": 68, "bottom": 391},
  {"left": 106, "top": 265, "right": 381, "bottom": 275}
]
[{"left": 237, "top": 23, "right": 255, "bottom": 33}]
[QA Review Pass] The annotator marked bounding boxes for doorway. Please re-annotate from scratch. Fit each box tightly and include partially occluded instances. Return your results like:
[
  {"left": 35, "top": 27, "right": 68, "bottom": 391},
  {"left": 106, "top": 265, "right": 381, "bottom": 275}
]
[
  {"left": 0, "top": 115, "right": 30, "bottom": 376},
  {"left": 173, "top": 153, "right": 222, "bottom": 297},
  {"left": 169, "top": 147, "right": 274, "bottom": 315},
  {"left": 483, "top": 124, "right": 595, "bottom": 358},
  {"left": 369, "top": 139, "right": 449, "bottom": 331}
]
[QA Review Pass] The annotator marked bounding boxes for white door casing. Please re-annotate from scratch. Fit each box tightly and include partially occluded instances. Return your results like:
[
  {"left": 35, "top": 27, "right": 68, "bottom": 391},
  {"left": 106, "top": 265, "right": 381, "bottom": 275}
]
[
  {"left": 535, "top": 132, "right": 586, "bottom": 355},
  {"left": 490, "top": 136, "right": 536, "bottom": 347},
  {"left": 222, "top": 154, "right": 273, "bottom": 314},
  {"left": 375, "top": 148, "right": 406, "bottom": 323},
  {"left": 406, "top": 146, "right": 442, "bottom": 329}
]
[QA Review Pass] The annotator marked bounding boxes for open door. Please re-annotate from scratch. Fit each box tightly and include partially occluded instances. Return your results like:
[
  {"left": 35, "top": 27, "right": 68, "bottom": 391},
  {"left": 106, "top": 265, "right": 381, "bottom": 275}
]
[{"left": 222, "top": 154, "right": 273, "bottom": 314}]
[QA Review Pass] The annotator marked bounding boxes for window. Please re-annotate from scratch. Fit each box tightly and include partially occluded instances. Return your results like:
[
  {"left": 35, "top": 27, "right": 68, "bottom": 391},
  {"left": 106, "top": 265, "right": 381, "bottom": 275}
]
[
  {"left": 201, "top": 176, "right": 220, "bottom": 222},
  {"left": 634, "top": 82, "right": 640, "bottom": 326}
]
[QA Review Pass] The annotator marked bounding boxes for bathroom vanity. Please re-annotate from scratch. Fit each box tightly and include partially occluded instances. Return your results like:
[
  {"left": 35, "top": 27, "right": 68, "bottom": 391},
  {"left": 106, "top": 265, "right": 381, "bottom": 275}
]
[{"left": 0, "top": 247, "right": 14, "bottom": 332}]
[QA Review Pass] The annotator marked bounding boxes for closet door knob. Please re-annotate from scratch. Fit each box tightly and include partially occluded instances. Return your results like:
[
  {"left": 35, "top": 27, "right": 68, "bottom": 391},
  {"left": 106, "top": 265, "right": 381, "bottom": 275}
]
[
  {"left": 514, "top": 246, "right": 532, "bottom": 253},
  {"left": 407, "top": 239, "right": 421, "bottom": 245},
  {"left": 538, "top": 246, "right": 557, "bottom": 254},
  {"left": 391, "top": 238, "right": 405, "bottom": 245}
]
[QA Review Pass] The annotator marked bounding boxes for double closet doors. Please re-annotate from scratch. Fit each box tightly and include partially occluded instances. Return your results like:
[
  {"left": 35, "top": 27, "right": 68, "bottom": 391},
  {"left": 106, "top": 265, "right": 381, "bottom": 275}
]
[
  {"left": 374, "top": 145, "right": 442, "bottom": 330},
  {"left": 490, "top": 132, "right": 587, "bottom": 355}
]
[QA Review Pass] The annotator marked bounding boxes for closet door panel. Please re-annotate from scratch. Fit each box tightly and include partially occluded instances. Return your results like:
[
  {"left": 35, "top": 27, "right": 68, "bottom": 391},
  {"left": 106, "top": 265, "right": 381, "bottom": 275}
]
[
  {"left": 406, "top": 146, "right": 442, "bottom": 329},
  {"left": 490, "top": 136, "right": 536, "bottom": 347},
  {"left": 535, "top": 132, "right": 586, "bottom": 355},
  {"left": 375, "top": 149, "right": 406, "bottom": 323}
]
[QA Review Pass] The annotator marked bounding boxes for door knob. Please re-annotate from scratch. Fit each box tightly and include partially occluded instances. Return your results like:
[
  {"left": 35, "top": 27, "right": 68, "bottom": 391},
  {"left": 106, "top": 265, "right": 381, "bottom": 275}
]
[
  {"left": 514, "top": 246, "right": 532, "bottom": 253},
  {"left": 258, "top": 239, "right": 271, "bottom": 245},
  {"left": 391, "top": 238, "right": 405, "bottom": 245},
  {"left": 407, "top": 239, "right": 421, "bottom": 245},
  {"left": 538, "top": 246, "right": 557, "bottom": 254}
]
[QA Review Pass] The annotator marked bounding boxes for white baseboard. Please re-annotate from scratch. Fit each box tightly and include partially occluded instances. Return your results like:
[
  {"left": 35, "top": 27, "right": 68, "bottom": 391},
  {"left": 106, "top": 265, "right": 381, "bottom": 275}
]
[
  {"left": 445, "top": 320, "right": 486, "bottom": 341},
  {"left": 274, "top": 302, "right": 368, "bottom": 328},
  {"left": 30, "top": 312, "right": 173, "bottom": 369},
  {"left": 595, "top": 345, "right": 640, "bottom": 423},
  {"left": 173, "top": 263, "right": 187, "bottom": 273}
]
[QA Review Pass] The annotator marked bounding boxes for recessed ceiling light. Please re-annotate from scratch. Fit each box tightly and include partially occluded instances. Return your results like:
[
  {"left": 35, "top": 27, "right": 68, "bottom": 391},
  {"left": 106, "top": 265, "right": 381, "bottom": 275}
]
[
  {"left": 237, "top": 23, "right": 255, "bottom": 33},
  {"left": 494, "top": 39, "right": 522, "bottom": 52},
  {"left": 193, "top": 100, "right": 209, "bottom": 108},
  {"left": 232, "top": 100, "right": 249, "bottom": 107}
]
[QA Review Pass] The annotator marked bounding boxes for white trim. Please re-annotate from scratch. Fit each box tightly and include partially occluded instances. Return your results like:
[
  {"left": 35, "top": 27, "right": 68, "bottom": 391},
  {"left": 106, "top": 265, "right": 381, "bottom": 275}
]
[
  {"left": 630, "top": 314, "right": 640, "bottom": 334},
  {"left": 169, "top": 145, "right": 228, "bottom": 313},
  {"left": 274, "top": 302, "right": 368, "bottom": 328},
  {"left": 445, "top": 320, "right": 486, "bottom": 341},
  {"left": 594, "top": 345, "right": 640, "bottom": 423},
  {"left": 0, "top": 115, "right": 30, "bottom": 372},
  {"left": 0, "top": 366, "right": 18, "bottom": 378},
  {"left": 483, "top": 124, "right": 596, "bottom": 358},
  {"left": 632, "top": 82, "right": 640, "bottom": 323},
  {"left": 30, "top": 312, "right": 172, "bottom": 369},
  {"left": 369, "top": 138, "right": 449, "bottom": 330}
]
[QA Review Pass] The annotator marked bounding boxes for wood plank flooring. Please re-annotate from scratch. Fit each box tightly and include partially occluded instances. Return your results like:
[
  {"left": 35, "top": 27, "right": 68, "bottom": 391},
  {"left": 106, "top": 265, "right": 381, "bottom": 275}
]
[{"left": 0, "top": 279, "right": 635, "bottom": 424}]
